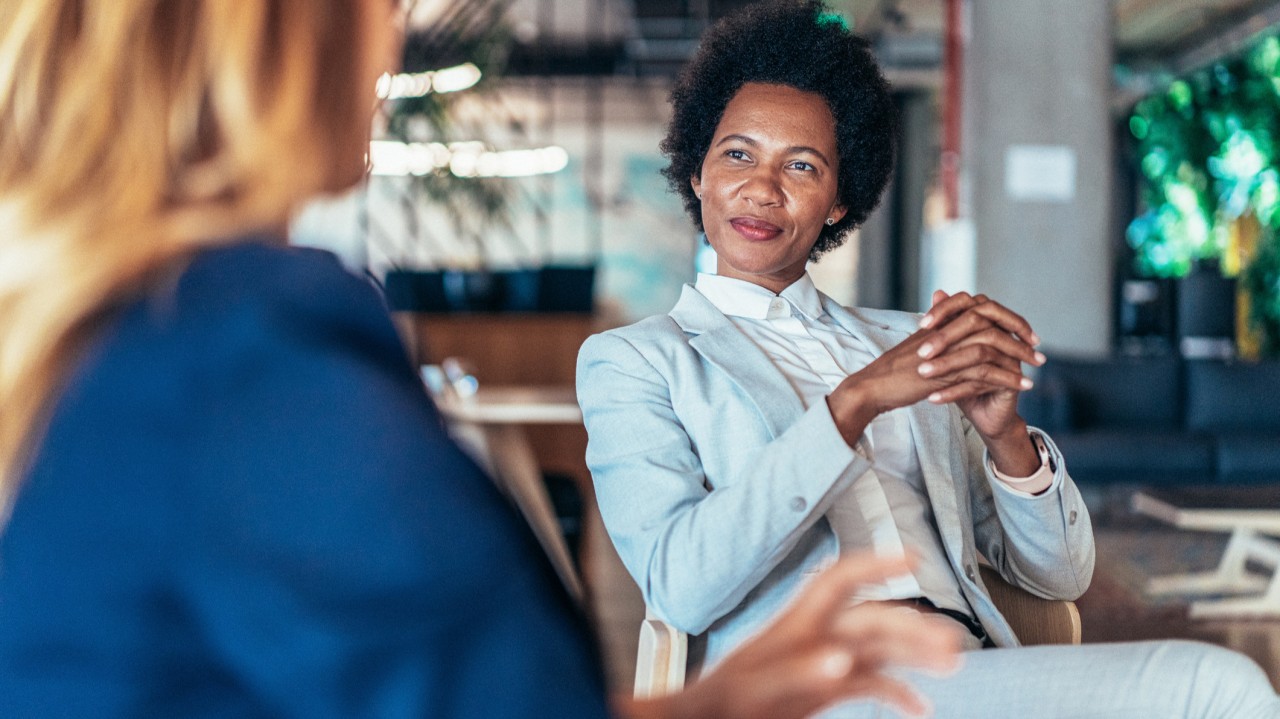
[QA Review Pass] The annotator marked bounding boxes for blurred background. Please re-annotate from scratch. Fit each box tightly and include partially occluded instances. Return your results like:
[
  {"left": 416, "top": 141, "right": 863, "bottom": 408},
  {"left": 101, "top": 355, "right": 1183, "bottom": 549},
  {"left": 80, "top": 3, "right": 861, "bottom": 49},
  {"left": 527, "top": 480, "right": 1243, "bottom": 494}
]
[
  {"left": 291, "top": 0, "right": 1280, "bottom": 691},
  {"left": 294, "top": 0, "right": 1280, "bottom": 363}
]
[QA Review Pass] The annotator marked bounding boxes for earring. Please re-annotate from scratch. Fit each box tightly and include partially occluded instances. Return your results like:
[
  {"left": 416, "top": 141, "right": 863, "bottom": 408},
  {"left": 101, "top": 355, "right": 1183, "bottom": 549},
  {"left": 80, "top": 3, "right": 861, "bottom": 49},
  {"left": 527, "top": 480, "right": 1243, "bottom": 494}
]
[
  {"left": 825, "top": 218, "right": 835, "bottom": 226},
  {"left": 697, "top": 193, "right": 703, "bottom": 199}
]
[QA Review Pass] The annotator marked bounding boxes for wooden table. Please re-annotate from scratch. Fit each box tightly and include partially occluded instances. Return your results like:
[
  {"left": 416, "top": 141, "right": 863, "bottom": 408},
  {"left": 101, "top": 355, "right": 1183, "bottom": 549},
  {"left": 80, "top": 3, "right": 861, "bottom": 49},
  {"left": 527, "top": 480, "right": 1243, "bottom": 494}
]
[
  {"left": 1132, "top": 486, "right": 1280, "bottom": 618},
  {"left": 432, "top": 385, "right": 585, "bottom": 603}
]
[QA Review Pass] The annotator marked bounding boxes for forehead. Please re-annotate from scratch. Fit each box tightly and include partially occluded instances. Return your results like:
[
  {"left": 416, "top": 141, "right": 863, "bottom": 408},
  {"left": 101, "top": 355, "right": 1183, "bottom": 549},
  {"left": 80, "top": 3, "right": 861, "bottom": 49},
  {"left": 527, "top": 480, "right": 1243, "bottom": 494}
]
[{"left": 712, "top": 83, "right": 838, "bottom": 151}]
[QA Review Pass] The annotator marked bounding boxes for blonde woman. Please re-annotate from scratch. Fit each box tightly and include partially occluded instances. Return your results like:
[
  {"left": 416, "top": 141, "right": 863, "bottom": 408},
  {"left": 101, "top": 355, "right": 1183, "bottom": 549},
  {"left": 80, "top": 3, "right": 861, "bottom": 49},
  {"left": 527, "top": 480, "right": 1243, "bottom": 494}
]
[{"left": 0, "top": 1, "right": 959, "bottom": 717}]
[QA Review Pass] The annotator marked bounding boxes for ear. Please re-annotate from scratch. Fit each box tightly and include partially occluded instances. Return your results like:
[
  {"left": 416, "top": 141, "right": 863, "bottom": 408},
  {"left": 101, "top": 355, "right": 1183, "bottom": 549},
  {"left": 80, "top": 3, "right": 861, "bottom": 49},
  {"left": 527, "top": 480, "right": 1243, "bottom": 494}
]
[
  {"left": 828, "top": 204, "right": 848, "bottom": 225},
  {"left": 691, "top": 173, "right": 703, "bottom": 201}
]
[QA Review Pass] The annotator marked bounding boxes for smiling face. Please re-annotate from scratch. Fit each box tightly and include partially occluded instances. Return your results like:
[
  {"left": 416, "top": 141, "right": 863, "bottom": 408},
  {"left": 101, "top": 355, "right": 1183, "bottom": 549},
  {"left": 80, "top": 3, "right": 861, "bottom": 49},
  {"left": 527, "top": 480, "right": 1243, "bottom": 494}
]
[{"left": 692, "top": 82, "right": 846, "bottom": 294}]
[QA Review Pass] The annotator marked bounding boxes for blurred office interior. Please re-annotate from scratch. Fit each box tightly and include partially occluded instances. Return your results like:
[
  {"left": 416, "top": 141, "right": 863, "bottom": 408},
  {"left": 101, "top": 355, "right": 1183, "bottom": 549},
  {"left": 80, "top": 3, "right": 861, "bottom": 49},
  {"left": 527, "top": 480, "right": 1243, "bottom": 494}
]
[{"left": 292, "top": 0, "right": 1280, "bottom": 692}]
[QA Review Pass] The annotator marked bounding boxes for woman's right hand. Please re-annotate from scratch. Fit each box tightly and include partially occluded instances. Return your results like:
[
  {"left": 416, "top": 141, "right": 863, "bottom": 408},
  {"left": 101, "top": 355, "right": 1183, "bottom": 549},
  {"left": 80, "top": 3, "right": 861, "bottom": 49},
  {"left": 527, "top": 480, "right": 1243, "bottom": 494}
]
[{"left": 826, "top": 292, "right": 1042, "bottom": 447}]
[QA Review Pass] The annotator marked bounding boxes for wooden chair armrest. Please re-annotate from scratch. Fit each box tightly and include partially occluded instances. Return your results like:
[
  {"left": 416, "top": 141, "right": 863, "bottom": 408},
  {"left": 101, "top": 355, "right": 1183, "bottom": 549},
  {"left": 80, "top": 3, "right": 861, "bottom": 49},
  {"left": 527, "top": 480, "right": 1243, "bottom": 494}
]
[
  {"left": 979, "top": 564, "right": 1081, "bottom": 645},
  {"left": 634, "top": 609, "right": 689, "bottom": 699}
]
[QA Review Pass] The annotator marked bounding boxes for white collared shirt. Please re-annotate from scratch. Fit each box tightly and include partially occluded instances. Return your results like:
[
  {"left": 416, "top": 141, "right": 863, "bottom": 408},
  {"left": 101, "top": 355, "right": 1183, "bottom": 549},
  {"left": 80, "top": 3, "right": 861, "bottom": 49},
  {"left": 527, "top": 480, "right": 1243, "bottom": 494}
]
[{"left": 694, "top": 272, "right": 1053, "bottom": 617}]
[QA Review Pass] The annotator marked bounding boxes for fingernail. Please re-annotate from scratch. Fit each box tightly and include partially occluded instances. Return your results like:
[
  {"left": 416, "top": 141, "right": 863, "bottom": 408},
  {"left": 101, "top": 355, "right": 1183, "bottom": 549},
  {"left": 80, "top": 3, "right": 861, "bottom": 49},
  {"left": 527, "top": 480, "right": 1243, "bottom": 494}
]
[
  {"left": 928, "top": 392, "right": 943, "bottom": 402},
  {"left": 1030, "top": 333, "right": 1042, "bottom": 346},
  {"left": 918, "top": 362, "right": 934, "bottom": 376},
  {"left": 919, "top": 315, "right": 934, "bottom": 329},
  {"left": 1020, "top": 377, "right": 1034, "bottom": 390},
  {"left": 917, "top": 343, "right": 934, "bottom": 358},
  {"left": 1033, "top": 351, "right": 1046, "bottom": 365}
]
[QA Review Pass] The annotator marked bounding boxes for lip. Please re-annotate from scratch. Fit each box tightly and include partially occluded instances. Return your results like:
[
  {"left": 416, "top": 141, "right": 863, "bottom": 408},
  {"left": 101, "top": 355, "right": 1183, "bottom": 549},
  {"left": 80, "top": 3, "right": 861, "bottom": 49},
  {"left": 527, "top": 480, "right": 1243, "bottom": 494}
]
[{"left": 729, "top": 216, "right": 783, "bottom": 241}]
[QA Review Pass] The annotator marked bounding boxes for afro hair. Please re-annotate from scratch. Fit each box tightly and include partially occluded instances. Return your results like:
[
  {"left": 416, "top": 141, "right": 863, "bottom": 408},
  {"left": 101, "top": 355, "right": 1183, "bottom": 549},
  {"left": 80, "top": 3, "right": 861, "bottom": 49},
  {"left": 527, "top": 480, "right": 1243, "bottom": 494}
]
[{"left": 660, "top": 0, "right": 897, "bottom": 259}]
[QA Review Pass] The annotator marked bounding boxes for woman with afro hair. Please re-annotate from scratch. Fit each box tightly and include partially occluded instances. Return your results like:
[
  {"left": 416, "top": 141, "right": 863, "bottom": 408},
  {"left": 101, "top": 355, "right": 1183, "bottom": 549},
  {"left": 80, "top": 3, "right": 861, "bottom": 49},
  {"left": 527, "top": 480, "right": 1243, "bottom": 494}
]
[{"left": 579, "top": 1, "right": 1280, "bottom": 716}]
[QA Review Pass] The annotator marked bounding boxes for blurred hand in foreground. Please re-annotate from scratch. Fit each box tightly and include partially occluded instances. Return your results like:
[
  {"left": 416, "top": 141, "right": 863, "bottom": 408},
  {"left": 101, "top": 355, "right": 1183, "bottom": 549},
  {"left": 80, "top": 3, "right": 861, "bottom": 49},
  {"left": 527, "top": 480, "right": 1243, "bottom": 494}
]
[{"left": 618, "top": 554, "right": 964, "bottom": 719}]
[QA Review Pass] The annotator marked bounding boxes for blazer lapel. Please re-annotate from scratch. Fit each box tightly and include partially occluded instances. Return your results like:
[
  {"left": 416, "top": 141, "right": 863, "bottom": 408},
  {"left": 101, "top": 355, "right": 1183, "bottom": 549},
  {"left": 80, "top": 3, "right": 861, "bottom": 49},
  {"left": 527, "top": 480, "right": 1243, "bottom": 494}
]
[
  {"left": 670, "top": 284, "right": 805, "bottom": 439},
  {"left": 906, "top": 403, "right": 969, "bottom": 553}
]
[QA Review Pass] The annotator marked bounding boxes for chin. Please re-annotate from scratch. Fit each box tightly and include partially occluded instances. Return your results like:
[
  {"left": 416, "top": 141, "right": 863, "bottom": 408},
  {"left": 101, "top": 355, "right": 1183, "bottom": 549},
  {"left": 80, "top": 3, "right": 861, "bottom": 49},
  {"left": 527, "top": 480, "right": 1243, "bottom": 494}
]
[{"left": 722, "top": 254, "right": 795, "bottom": 277}]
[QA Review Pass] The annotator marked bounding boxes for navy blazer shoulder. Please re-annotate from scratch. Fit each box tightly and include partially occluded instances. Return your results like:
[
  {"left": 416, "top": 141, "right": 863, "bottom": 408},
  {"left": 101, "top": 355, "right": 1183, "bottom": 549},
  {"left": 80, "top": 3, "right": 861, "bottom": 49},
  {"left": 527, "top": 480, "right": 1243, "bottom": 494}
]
[{"left": 0, "top": 241, "right": 607, "bottom": 718}]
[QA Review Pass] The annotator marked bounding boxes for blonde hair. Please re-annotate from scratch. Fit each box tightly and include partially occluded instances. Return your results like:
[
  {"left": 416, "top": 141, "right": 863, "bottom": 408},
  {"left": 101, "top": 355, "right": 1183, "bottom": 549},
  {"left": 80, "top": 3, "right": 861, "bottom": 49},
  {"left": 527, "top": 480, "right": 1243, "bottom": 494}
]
[{"left": 0, "top": 0, "right": 381, "bottom": 503}]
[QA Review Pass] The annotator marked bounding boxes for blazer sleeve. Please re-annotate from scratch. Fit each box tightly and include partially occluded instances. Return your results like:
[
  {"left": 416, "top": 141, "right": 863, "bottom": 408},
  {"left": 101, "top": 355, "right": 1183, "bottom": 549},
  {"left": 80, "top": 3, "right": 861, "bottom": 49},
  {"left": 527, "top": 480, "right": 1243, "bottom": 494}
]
[
  {"left": 964, "top": 416, "right": 1095, "bottom": 601},
  {"left": 173, "top": 283, "right": 610, "bottom": 718},
  {"left": 577, "top": 331, "right": 870, "bottom": 635}
]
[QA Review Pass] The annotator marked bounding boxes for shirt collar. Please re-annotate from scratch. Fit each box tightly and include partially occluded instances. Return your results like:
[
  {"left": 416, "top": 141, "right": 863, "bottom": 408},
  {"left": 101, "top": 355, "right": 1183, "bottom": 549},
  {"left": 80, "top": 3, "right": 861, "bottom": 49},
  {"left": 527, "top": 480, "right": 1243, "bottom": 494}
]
[
  {"left": 694, "top": 273, "right": 826, "bottom": 321},
  {"left": 779, "top": 274, "right": 825, "bottom": 321}
]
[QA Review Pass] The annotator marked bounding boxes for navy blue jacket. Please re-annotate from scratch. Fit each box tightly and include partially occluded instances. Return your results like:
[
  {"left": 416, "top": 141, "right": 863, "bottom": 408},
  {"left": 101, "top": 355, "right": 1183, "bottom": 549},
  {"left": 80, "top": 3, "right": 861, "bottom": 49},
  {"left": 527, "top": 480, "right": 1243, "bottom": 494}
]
[{"left": 0, "top": 241, "right": 609, "bottom": 718}]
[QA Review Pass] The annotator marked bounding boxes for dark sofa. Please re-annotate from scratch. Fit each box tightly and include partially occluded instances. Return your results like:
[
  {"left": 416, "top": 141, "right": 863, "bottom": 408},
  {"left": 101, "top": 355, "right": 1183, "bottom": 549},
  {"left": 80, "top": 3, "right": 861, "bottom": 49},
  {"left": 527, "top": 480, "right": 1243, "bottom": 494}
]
[{"left": 1019, "top": 356, "right": 1280, "bottom": 484}]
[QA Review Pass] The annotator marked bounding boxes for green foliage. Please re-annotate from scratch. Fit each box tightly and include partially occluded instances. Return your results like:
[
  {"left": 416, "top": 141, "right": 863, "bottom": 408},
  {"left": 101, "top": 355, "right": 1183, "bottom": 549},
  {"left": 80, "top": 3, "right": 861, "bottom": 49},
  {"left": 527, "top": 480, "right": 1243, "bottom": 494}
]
[
  {"left": 1129, "top": 35, "right": 1280, "bottom": 356},
  {"left": 1128, "top": 36, "right": 1280, "bottom": 277}
]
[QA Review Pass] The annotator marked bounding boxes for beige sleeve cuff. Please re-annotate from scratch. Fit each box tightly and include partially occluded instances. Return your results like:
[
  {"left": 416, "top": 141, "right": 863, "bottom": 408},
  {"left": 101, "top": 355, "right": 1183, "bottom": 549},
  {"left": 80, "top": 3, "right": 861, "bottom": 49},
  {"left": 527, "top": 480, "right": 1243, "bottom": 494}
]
[{"left": 988, "top": 431, "right": 1056, "bottom": 496}]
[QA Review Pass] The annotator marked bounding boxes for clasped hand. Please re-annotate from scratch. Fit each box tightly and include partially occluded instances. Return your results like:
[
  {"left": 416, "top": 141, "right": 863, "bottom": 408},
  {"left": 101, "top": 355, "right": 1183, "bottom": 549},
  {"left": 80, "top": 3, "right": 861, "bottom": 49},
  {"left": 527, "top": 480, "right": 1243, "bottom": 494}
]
[{"left": 827, "top": 290, "right": 1045, "bottom": 449}]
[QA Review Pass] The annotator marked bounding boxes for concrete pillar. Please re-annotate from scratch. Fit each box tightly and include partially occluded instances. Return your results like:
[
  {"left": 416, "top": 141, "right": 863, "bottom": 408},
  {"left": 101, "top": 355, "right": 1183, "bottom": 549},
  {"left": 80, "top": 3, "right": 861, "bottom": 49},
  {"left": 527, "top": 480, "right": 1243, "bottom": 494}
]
[
  {"left": 854, "top": 175, "right": 895, "bottom": 309},
  {"left": 963, "top": 0, "right": 1114, "bottom": 356}
]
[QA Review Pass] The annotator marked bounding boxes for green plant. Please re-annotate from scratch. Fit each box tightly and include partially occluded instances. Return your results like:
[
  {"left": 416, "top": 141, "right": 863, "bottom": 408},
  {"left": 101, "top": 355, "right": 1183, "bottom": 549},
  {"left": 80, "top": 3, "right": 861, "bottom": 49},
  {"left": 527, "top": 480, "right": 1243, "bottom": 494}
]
[
  {"left": 1127, "top": 34, "right": 1280, "bottom": 356},
  {"left": 1127, "top": 36, "right": 1280, "bottom": 277},
  {"left": 1127, "top": 78, "right": 1218, "bottom": 277}
]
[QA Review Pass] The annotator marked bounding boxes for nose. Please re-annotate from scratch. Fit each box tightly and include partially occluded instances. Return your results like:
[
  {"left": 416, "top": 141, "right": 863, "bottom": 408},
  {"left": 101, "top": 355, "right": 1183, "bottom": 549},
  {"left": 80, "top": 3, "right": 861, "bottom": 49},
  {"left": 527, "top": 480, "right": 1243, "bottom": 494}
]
[{"left": 739, "top": 166, "right": 783, "bottom": 207}]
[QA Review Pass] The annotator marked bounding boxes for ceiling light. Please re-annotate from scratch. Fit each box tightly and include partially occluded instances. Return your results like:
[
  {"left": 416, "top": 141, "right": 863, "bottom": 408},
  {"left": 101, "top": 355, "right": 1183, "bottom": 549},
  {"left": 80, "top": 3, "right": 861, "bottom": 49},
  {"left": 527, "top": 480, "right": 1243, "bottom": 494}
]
[{"left": 375, "top": 62, "right": 483, "bottom": 100}]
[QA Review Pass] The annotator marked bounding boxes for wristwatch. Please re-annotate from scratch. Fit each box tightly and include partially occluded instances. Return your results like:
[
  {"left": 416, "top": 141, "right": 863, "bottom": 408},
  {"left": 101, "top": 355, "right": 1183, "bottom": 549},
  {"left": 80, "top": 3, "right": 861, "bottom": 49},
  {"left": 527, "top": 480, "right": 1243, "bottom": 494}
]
[{"left": 1029, "top": 430, "right": 1056, "bottom": 473}]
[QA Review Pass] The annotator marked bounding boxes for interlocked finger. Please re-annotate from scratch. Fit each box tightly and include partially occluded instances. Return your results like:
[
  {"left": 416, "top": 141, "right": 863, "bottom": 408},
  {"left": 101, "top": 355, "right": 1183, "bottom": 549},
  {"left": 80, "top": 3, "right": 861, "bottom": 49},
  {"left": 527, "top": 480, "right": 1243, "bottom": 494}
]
[
  {"left": 959, "top": 297, "right": 1039, "bottom": 346},
  {"left": 919, "top": 294, "right": 1042, "bottom": 359},
  {"left": 946, "top": 326, "right": 1045, "bottom": 367},
  {"left": 918, "top": 291, "right": 981, "bottom": 330},
  {"left": 928, "top": 379, "right": 1018, "bottom": 404},
  {"left": 917, "top": 344, "right": 1031, "bottom": 392},
  {"left": 918, "top": 312, "right": 1037, "bottom": 364}
]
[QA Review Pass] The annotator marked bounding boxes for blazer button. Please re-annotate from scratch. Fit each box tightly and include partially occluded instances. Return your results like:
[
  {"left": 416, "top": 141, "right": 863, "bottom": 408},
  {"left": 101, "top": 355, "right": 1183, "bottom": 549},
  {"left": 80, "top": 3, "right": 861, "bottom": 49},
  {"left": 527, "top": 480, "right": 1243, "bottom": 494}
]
[
  {"left": 965, "top": 564, "right": 976, "bottom": 581},
  {"left": 789, "top": 497, "right": 807, "bottom": 512}
]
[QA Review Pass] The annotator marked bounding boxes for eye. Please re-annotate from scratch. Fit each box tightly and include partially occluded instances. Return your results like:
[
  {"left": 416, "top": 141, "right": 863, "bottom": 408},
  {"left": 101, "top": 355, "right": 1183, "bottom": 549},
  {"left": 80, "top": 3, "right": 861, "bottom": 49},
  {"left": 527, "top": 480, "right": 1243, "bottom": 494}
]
[
  {"left": 725, "top": 149, "right": 749, "bottom": 161},
  {"left": 789, "top": 160, "right": 816, "bottom": 172}
]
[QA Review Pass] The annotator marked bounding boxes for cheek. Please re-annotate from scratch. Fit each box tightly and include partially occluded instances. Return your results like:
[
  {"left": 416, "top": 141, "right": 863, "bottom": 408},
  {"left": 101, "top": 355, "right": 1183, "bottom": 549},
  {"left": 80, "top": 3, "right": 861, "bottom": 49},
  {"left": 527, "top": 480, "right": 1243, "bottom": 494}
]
[
  {"left": 698, "top": 176, "right": 725, "bottom": 211},
  {"left": 702, "top": 170, "right": 740, "bottom": 207}
]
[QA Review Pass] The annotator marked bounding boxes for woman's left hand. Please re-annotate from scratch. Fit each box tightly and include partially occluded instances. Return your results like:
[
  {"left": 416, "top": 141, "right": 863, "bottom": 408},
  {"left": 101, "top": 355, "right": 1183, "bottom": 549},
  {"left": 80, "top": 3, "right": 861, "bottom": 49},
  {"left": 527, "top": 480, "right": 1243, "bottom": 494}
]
[{"left": 916, "top": 291, "right": 1045, "bottom": 475}]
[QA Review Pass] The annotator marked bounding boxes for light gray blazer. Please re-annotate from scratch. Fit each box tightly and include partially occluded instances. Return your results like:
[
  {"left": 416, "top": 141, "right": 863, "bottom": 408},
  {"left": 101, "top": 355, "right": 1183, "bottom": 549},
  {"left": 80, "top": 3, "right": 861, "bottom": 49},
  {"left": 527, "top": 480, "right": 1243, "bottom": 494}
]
[{"left": 577, "top": 284, "right": 1095, "bottom": 666}]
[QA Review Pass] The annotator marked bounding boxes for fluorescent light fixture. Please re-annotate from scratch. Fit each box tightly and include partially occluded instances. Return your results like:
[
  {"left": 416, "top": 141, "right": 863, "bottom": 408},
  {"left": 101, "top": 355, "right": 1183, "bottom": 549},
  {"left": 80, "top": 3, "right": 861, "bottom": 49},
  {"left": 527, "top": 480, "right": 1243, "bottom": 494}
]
[
  {"left": 369, "top": 140, "right": 569, "bottom": 178},
  {"left": 376, "top": 62, "right": 483, "bottom": 100},
  {"left": 369, "top": 140, "right": 452, "bottom": 176},
  {"left": 430, "top": 63, "right": 484, "bottom": 94},
  {"left": 449, "top": 146, "right": 569, "bottom": 178}
]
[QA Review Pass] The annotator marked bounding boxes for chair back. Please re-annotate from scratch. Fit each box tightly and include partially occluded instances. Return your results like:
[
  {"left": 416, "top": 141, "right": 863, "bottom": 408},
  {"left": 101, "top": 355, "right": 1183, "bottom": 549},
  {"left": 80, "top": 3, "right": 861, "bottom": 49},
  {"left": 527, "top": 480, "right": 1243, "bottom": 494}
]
[
  {"left": 978, "top": 564, "right": 1081, "bottom": 645},
  {"left": 633, "top": 608, "right": 688, "bottom": 699}
]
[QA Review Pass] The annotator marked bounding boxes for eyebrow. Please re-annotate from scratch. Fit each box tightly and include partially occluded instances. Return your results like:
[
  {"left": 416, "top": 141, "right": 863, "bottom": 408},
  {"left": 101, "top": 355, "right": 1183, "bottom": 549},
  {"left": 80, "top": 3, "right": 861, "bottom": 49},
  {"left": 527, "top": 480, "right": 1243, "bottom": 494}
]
[{"left": 714, "top": 134, "right": 832, "bottom": 167}]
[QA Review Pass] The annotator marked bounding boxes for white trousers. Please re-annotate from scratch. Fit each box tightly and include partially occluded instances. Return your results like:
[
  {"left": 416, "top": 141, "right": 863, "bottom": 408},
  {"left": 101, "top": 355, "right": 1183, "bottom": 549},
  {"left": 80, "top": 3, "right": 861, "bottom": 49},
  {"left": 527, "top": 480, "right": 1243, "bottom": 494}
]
[{"left": 824, "top": 640, "right": 1280, "bottom": 718}]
